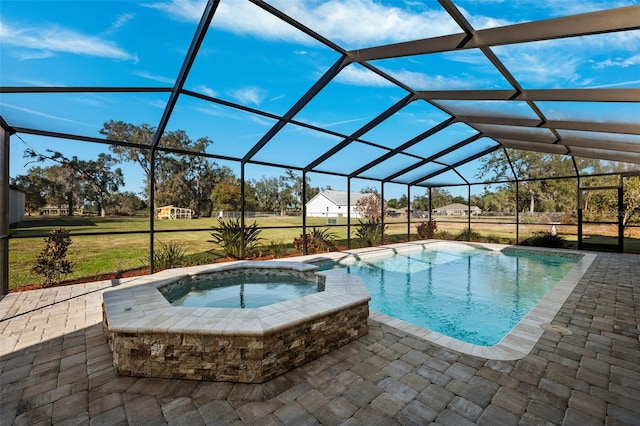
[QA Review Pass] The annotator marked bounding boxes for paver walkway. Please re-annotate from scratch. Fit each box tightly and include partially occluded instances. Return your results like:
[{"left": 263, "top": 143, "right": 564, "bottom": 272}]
[{"left": 1, "top": 252, "right": 639, "bottom": 425}]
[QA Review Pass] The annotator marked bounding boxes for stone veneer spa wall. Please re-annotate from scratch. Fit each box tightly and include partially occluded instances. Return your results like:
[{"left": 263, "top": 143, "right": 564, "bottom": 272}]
[{"left": 103, "top": 261, "right": 370, "bottom": 383}]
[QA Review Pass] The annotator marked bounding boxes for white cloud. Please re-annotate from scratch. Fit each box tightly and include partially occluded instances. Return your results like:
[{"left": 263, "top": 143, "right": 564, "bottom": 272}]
[
  {"left": 0, "top": 103, "right": 97, "bottom": 128},
  {"left": 195, "top": 85, "right": 218, "bottom": 98},
  {"left": 230, "top": 87, "right": 265, "bottom": 106},
  {"left": 150, "top": 0, "right": 460, "bottom": 47},
  {"left": 594, "top": 53, "right": 640, "bottom": 69},
  {"left": 336, "top": 66, "right": 394, "bottom": 87},
  {"left": 0, "top": 20, "right": 137, "bottom": 62},
  {"left": 102, "top": 13, "right": 135, "bottom": 36},
  {"left": 336, "top": 64, "right": 480, "bottom": 90},
  {"left": 132, "top": 71, "right": 174, "bottom": 84}
]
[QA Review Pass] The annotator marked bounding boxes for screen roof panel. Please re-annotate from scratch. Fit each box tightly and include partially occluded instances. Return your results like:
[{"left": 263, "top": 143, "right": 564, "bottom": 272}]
[
  {"left": 185, "top": 3, "right": 341, "bottom": 116},
  {"left": 1, "top": 92, "right": 169, "bottom": 139},
  {"left": 163, "top": 94, "right": 276, "bottom": 158},
  {"left": 2, "top": 0, "right": 639, "bottom": 190},
  {"left": 369, "top": 49, "right": 513, "bottom": 91},
  {"left": 358, "top": 153, "right": 422, "bottom": 180},
  {"left": 359, "top": 101, "right": 452, "bottom": 149},
  {"left": 314, "top": 141, "right": 390, "bottom": 175},
  {"left": 417, "top": 169, "right": 467, "bottom": 187},
  {"left": 252, "top": 124, "right": 344, "bottom": 168},
  {"left": 491, "top": 31, "right": 640, "bottom": 90},
  {"left": 403, "top": 123, "right": 479, "bottom": 158},
  {"left": 275, "top": 0, "right": 460, "bottom": 50},
  {"left": 294, "top": 63, "right": 411, "bottom": 135}
]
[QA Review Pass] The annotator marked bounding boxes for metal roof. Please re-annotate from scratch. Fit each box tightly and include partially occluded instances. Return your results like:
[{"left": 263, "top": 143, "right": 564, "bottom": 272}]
[{"left": 1, "top": 0, "right": 639, "bottom": 187}]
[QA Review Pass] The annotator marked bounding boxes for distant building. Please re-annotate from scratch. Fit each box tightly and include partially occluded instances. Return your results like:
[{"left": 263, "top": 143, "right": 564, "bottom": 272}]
[
  {"left": 305, "top": 190, "right": 372, "bottom": 218},
  {"left": 432, "top": 203, "right": 481, "bottom": 216},
  {"left": 9, "top": 185, "right": 25, "bottom": 225},
  {"left": 157, "top": 205, "right": 192, "bottom": 220},
  {"left": 39, "top": 205, "right": 84, "bottom": 216}
]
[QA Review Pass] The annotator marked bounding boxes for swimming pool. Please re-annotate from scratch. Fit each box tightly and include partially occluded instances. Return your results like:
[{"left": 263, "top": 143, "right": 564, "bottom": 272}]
[{"left": 331, "top": 243, "right": 583, "bottom": 346}]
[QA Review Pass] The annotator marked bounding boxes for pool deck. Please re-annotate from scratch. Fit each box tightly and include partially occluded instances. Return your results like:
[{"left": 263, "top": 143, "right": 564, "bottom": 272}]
[{"left": 1, "top": 249, "right": 639, "bottom": 425}]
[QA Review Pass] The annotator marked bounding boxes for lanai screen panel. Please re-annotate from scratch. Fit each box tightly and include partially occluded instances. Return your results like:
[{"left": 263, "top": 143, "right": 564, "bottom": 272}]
[{"left": 1, "top": 1, "right": 639, "bottom": 188}]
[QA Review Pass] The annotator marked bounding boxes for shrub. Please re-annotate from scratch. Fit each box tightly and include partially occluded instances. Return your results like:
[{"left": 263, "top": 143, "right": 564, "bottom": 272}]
[
  {"left": 209, "top": 218, "right": 263, "bottom": 259},
  {"left": 293, "top": 227, "right": 337, "bottom": 254},
  {"left": 269, "top": 240, "right": 288, "bottom": 258},
  {"left": 31, "top": 228, "right": 75, "bottom": 287},
  {"left": 521, "top": 231, "right": 566, "bottom": 248},
  {"left": 455, "top": 229, "right": 482, "bottom": 242},
  {"left": 434, "top": 230, "right": 452, "bottom": 240},
  {"left": 356, "top": 218, "right": 387, "bottom": 247},
  {"left": 416, "top": 220, "right": 437, "bottom": 239},
  {"left": 485, "top": 234, "right": 502, "bottom": 244},
  {"left": 147, "top": 241, "right": 186, "bottom": 270}
]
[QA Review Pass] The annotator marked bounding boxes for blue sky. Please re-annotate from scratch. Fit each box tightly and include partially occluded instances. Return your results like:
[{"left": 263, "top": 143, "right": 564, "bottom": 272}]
[{"left": 1, "top": 0, "right": 639, "bottom": 200}]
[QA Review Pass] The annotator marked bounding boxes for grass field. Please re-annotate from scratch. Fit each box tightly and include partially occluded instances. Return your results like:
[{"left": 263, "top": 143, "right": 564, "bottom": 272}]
[{"left": 8, "top": 214, "right": 640, "bottom": 290}]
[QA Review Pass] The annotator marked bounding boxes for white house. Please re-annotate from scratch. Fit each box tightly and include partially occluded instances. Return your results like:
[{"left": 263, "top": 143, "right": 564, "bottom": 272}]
[
  {"left": 306, "top": 190, "right": 372, "bottom": 218},
  {"left": 432, "top": 203, "right": 481, "bottom": 216},
  {"left": 9, "top": 185, "right": 25, "bottom": 225}
]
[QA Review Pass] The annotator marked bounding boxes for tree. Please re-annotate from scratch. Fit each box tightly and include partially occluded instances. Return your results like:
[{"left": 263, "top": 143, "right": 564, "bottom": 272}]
[
  {"left": 355, "top": 193, "right": 386, "bottom": 219},
  {"left": 10, "top": 167, "right": 49, "bottom": 215},
  {"left": 477, "top": 150, "right": 576, "bottom": 212},
  {"left": 80, "top": 154, "right": 124, "bottom": 216},
  {"left": 24, "top": 149, "right": 124, "bottom": 216},
  {"left": 623, "top": 177, "right": 640, "bottom": 227},
  {"left": 108, "top": 191, "right": 147, "bottom": 215}
]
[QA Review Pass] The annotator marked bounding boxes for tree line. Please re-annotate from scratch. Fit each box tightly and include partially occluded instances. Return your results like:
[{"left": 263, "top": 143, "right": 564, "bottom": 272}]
[{"left": 10, "top": 121, "right": 640, "bottom": 226}]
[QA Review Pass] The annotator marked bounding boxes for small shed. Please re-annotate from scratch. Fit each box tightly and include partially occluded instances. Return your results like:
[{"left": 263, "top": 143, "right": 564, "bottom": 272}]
[
  {"left": 432, "top": 203, "right": 481, "bottom": 216},
  {"left": 9, "top": 185, "right": 25, "bottom": 225},
  {"left": 157, "top": 205, "right": 192, "bottom": 220},
  {"left": 306, "top": 190, "right": 371, "bottom": 218}
]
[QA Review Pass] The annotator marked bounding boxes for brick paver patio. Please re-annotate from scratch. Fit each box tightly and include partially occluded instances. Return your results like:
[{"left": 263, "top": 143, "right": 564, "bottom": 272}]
[{"left": 1, "top": 251, "right": 638, "bottom": 425}]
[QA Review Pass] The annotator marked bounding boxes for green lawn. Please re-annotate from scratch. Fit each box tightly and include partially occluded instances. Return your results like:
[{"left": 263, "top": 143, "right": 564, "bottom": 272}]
[{"left": 8, "top": 214, "right": 639, "bottom": 290}]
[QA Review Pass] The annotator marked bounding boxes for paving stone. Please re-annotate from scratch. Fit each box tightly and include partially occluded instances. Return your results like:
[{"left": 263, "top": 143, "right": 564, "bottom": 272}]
[
  {"left": 561, "top": 407, "right": 603, "bottom": 426},
  {"left": 577, "top": 366, "right": 610, "bottom": 388},
  {"left": 377, "top": 377, "right": 418, "bottom": 404},
  {"left": 435, "top": 409, "right": 476, "bottom": 426},
  {"left": 296, "top": 389, "right": 330, "bottom": 414},
  {"left": 567, "top": 390, "right": 606, "bottom": 420},
  {"left": 344, "top": 405, "right": 399, "bottom": 426},
  {"left": 525, "top": 400, "right": 565, "bottom": 425},
  {"left": 343, "top": 380, "right": 383, "bottom": 407},
  {"left": 414, "top": 365, "right": 451, "bottom": 386},
  {"left": 88, "top": 405, "right": 127, "bottom": 426},
  {"left": 198, "top": 400, "right": 239, "bottom": 425},
  {"left": 607, "top": 404, "right": 640, "bottom": 425},
  {"left": 416, "top": 384, "right": 454, "bottom": 412},
  {"left": 477, "top": 404, "right": 519, "bottom": 426},
  {"left": 273, "top": 401, "right": 316, "bottom": 426},
  {"left": 51, "top": 391, "right": 88, "bottom": 424},
  {"left": 313, "top": 396, "right": 357, "bottom": 425},
  {"left": 123, "top": 395, "right": 165, "bottom": 425},
  {"left": 400, "top": 372, "right": 430, "bottom": 393},
  {"left": 380, "top": 359, "right": 413, "bottom": 379},
  {"left": 396, "top": 400, "right": 438, "bottom": 425},
  {"left": 538, "top": 378, "right": 571, "bottom": 400},
  {"left": 235, "top": 401, "right": 277, "bottom": 424},
  {"left": 445, "top": 362, "right": 477, "bottom": 382},
  {"left": 370, "top": 393, "right": 405, "bottom": 417},
  {"left": 161, "top": 397, "right": 199, "bottom": 423},
  {"left": 448, "top": 396, "right": 482, "bottom": 421}
]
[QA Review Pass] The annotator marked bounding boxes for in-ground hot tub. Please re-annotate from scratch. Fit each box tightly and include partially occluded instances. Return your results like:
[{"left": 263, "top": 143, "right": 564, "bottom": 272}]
[{"left": 102, "top": 261, "right": 370, "bottom": 383}]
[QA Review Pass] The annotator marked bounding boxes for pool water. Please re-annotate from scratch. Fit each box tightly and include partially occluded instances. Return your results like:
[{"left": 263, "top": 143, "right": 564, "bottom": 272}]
[
  {"left": 170, "top": 274, "right": 323, "bottom": 309},
  {"left": 337, "top": 245, "right": 580, "bottom": 346}
]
